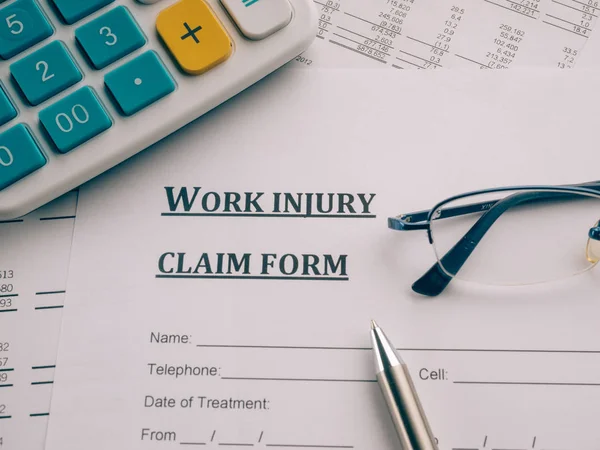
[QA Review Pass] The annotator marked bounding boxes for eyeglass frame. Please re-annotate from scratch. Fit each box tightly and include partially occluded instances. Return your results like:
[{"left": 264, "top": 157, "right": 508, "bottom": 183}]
[{"left": 388, "top": 182, "right": 600, "bottom": 297}]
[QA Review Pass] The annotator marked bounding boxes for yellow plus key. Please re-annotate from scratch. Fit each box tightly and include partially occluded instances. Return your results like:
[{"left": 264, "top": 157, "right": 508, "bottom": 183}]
[{"left": 157, "top": 0, "right": 232, "bottom": 75}]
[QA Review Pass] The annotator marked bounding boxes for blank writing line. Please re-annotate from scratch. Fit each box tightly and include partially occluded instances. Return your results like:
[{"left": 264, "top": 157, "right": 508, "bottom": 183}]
[
  {"left": 0, "top": 219, "right": 23, "bottom": 224},
  {"left": 39, "top": 216, "right": 76, "bottom": 221},
  {"left": 180, "top": 443, "right": 207, "bottom": 446},
  {"left": 157, "top": 275, "right": 349, "bottom": 281},
  {"left": 0, "top": 384, "right": 13, "bottom": 388},
  {"left": 266, "top": 445, "right": 353, "bottom": 449},
  {"left": 0, "top": 368, "right": 14, "bottom": 372},
  {"left": 0, "top": 294, "right": 17, "bottom": 298},
  {"left": 30, "top": 413, "right": 49, "bottom": 417},
  {"left": 0, "top": 309, "right": 17, "bottom": 313},
  {"left": 218, "top": 444, "right": 254, "bottom": 447},
  {"left": 455, "top": 380, "right": 600, "bottom": 386},
  {"left": 35, "top": 290, "right": 66, "bottom": 296},
  {"left": 197, "top": 344, "right": 370, "bottom": 350},
  {"left": 223, "top": 376, "right": 376, "bottom": 383},
  {"left": 452, "top": 448, "right": 479, "bottom": 450},
  {"left": 162, "top": 213, "right": 375, "bottom": 219},
  {"left": 32, "top": 365, "right": 55, "bottom": 370},
  {"left": 198, "top": 343, "right": 600, "bottom": 354},
  {"left": 0, "top": 416, "right": 11, "bottom": 419},
  {"left": 35, "top": 305, "right": 64, "bottom": 310},
  {"left": 31, "top": 381, "right": 53, "bottom": 385}
]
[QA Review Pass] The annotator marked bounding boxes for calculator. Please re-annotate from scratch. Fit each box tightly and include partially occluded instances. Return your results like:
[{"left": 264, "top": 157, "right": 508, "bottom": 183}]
[{"left": 0, "top": 0, "right": 316, "bottom": 220}]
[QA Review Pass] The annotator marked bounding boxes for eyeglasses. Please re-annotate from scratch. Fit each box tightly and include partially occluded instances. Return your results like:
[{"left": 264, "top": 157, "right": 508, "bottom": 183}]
[{"left": 388, "top": 182, "right": 600, "bottom": 296}]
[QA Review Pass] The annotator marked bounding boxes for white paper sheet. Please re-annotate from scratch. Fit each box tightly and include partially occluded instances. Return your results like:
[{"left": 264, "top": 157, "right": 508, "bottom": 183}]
[
  {"left": 293, "top": 0, "right": 600, "bottom": 69},
  {"left": 45, "top": 70, "right": 600, "bottom": 450},
  {"left": 0, "top": 192, "right": 76, "bottom": 450}
]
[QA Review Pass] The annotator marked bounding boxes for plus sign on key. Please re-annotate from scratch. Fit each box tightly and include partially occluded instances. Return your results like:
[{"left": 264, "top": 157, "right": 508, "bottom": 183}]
[
  {"left": 157, "top": 0, "right": 232, "bottom": 75},
  {"left": 181, "top": 22, "right": 202, "bottom": 43}
]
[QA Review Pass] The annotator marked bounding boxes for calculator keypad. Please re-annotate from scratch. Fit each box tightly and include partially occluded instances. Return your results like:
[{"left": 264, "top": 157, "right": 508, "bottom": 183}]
[
  {"left": 0, "top": 124, "right": 46, "bottom": 190},
  {"left": 156, "top": 0, "right": 232, "bottom": 75},
  {"left": 0, "top": 86, "right": 16, "bottom": 126},
  {"left": 39, "top": 87, "right": 112, "bottom": 153},
  {"left": 0, "top": 0, "right": 296, "bottom": 195},
  {"left": 50, "top": 0, "right": 115, "bottom": 25},
  {"left": 0, "top": 0, "right": 53, "bottom": 60},
  {"left": 11, "top": 40, "right": 82, "bottom": 105},
  {"left": 105, "top": 51, "right": 176, "bottom": 116},
  {"left": 75, "top": 6, "right": 146, "bottom": 70}
]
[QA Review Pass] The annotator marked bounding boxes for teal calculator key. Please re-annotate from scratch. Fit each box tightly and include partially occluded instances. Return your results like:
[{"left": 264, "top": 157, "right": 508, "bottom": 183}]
[
  {"left": 105, "top": 51, "right": 175, "bottom": 116},
  {"left": 39, "top": 86, "right": 112, "bottom": 153},
  {"left": 51, "top": 0, "right": 114, "bottom": 25},
  {"left": 11, "top": 41, "right": 82, "bottom": 106},
  {"left": 0, "top": 0, "right": 53, "bottom": 60},
  {"left": 0, "top": 86, "right": 17, "bottom": 126},
  {"left": 75, "top": 6, "right": 146, "bottom": 70},
  {"left": 0, "top": 124, "right": 46, "bottom": 191}
]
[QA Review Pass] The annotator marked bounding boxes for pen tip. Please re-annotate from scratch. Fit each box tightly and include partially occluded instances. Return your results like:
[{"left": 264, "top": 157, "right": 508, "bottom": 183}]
[{"left": 370, "top": 319, "right": 379, "bottom": 330}]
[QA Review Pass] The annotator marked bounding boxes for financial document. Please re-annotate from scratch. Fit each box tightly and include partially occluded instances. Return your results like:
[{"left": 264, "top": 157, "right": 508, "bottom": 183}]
[
  {"left": 45, "top": 70, "right": 600, "bottom": 450},
  {"left": 0, "top": 192, "right": 76, "bottom": 450},
  {"left": 293, "top": 0, "right": 600, "bottom": 68}
]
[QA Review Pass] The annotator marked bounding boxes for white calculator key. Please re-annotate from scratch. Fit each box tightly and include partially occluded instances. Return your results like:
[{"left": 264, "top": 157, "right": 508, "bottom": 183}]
[{"left": 221, "top": 0, "right": 292, "bottom": 40}]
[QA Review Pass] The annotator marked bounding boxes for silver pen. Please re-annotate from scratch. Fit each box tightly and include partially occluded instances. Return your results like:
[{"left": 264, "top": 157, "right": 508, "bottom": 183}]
[{"left": 370, "top": 320, "right": 439, "bottom": 450}]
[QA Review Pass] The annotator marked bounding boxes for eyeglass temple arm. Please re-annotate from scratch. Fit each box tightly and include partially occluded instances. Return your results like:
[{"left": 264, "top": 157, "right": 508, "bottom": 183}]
[
  {"left": 412, "top": 190, "right": 589, "bottom": 296},
  {"left": 388, "top": 200, "right": 501, "bottom": 230},
  {"left": 390, "top": 181, "right": 600, "bottom": 231}
]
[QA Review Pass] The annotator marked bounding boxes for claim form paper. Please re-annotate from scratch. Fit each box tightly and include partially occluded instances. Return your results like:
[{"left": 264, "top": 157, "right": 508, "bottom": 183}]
[
  {"left": 45, "top": 70, "right": 600, "bottom": 450},
  {"left": 4, "top": 0, "right": 600, "bottom": 448}
]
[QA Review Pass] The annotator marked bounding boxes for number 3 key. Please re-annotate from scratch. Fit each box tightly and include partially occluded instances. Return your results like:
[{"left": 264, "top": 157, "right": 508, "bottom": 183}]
[{"left": 75, "top": 6, "right": 146, "bottom": 70}]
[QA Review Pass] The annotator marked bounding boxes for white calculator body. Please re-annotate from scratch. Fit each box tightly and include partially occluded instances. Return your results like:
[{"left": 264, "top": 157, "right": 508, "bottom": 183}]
[{"left": 0, "top": 0, "right": 317, "bottom": 220}]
